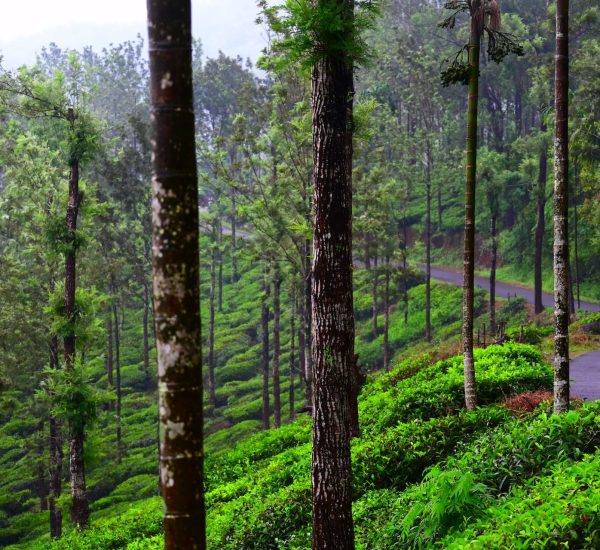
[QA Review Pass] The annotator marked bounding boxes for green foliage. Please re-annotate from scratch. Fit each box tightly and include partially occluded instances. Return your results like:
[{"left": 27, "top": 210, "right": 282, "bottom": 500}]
[
  {"left": 262, "top": 0, "right": 380, "bottom": 71},
  {"left": 42, "top": 362, "right": 98, "bottom": 438},
  {"left": 444, "top": 453, "right": 600, "bottom": 549}
]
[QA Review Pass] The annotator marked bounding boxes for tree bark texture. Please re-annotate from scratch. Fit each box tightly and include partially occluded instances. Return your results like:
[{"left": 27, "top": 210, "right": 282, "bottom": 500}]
[
  {"left": 534, "top": 119, "right": 547, "bottom": 314},
  {"left": 63, "top": 118, "right": 89, "bottom": 528},
  {"left": 310, "top": 3, "right": 356, "bottom": 544},
  {"left": 462, "top": 16, "right": 481, "bottom": 411},
  {"left": 553, "top": 0, "right": 570, "bottom": 414},
  {"left": 147, "top": 1, "right": 205, "bottom": 546}
]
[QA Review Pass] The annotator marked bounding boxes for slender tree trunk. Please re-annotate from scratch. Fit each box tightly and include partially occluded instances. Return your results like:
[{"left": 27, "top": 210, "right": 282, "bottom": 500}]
[
  {"left": 147, "top": 2, "right": 205, "bottom": 545},
  {"left": 425, "top": 140, "right": 432, "bottom": 342},
  {"left": 261, "top": 266, "right": 270, "bottom": 430},
  {"left": 573, "top": 165, "right": 580, "bottom": 309},
  {"left": 371, "top": 255, "right": 379, "bottom": 339},
  {"left": 218, "top": 218, "right": 223, "bottom": 313},
  {"left": 534, "top": 119, "right": 547, "bottom": 314},
  {"left": 142, "top": 280, "right": 151, "bottom": 390},
  {"left": 48, "top": 414, "right": 63, "bottom": 538},
  {"left": 231, "top": 192, "right": 238, "bottom": 282},
  {"left": 63, "top": 114, "right": 89, "bottom": 528},
  {"left": 462, "top": 17, "right": 481, "bottom": 411},
  {"left": 207, "top": 247, "right": 217, "bottom": 409},
  {"left": 48, "top": 336, "right": 62, "bottom": 538},
  {"left": 310, "top": 6, "right": 356, "bottom": 544},
  {"left": 113, "top": 303, "right": 122, "bottom": 463},
  {"left": 304, "top": 253, "right": 313, "bottom": 409},
  {"left": 437, "top": 176, "right": 443, "bottom": 231},
  {"left": 490, "top": 211, "right": 497, "bottom": 336},
  {"left": 272, "top": 266, "right": 282, "bottom": 428},
  {"left": 383, "top": 255, "right": 391, "bottom": 370},
  {"left": 553, "top": 0, "right": 570, "bottom": 414},
  {"left": 106, "top": 315, "right": 114, "bottom": 411},
  {"left": 298, "top": 297, "right": 306, "bottom": 395},
  {"left": 289, "top": 296, "right": 296, "bottom": 421}
]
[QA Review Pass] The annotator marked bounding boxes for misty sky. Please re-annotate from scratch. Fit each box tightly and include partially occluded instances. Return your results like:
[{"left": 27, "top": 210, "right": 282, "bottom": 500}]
[{"left": 0, "top": 0, "right": 266, "bottom": 69}]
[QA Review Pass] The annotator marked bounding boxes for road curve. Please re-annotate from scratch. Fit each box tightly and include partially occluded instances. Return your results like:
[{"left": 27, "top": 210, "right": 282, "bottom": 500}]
[
  {"left": 571, "top": 350, "right": 600, "bottom": 401},
  {"left": 426, "top": 266, "right": 600, "bottom": 313}
]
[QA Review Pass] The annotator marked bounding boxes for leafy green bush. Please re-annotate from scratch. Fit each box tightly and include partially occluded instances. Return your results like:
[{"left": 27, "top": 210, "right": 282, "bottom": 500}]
[{"left": 444, "top": 452, "right": 600, "bottom": 549}]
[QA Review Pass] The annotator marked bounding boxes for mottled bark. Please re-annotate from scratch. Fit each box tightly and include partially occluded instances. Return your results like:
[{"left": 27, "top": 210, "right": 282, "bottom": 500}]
[
  {"left": 310, "top": 3, "right": 356, "bottom": 544},
  {"left": 272, "top": 267, "right": 282, "bottom": 428},
  {"left": 553, "top": 0, "right": 570, "bottom": 414},
  {"left": 490, "top": 211, "right": 497, "bottom": 336},
  {"left": 462, "top": 16, "right": 481, "bottom": 411},
  {"left": 425, "top": 141, "right": 432, "bottom": 343},
  {"left": 147, "top": 1, "right": 205, "bottom": 545},
  {"left": 113, "top": 303, "right": 123, "bottom": 462},
  {"left": 207, "top": 248, "right": 217, "bottom": 409},
  {"left": 64, "top": 110, "right": 89, "bottom": 528},
  {"left": 261, "top": 267, "right": 271, "bottom": 430},
  {"left": 534, "top": 119, "right": 547, "bottom": 314}
]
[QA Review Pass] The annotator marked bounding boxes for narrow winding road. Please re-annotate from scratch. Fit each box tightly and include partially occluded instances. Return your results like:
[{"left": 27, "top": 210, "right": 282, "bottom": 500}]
[
  {"left": 427, "top": 265, "right": 600, "bottom": 401},
  {"left": 428, "top": 265, "right": 600, "bottom": 313}
]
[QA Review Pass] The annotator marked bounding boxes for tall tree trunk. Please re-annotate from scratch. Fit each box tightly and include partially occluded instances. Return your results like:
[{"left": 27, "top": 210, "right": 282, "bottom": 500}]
[
  {"left": 310, "top": 5, "right": 356, "bottom": 545},
  {"left": 272, "top": 267, "right": 282, "bottom": 428},
  {"left": 261, "top": 266, "right": 270, "bottom": 430},
  {"left": 48, "top": 414, "right": 63, "bottom": 538},
  {"left": 64, "top": 111, "right": 89, "bottom": 528},
  {"left": 534, "top": 118, "right": 547, "bottom": 314},
  {"left": 490, "top": 211, "right": 497, "bottom": 336},
  {"left": 462, "top": 16, "right": 481, "bottom": 411},
  {"left": 113, "top": 303, "right": 123, "bottom": 463},
  {"left": 383, "top": 255, "right": 391, "bottom": 370},
  {"left": 289, "top": 296, "right": 296, "bottom": 421},
  {"left": 48, "top": 336, "right": 62, "bottom": 538},
  {"left": 142, "top": 280, "right": 151, "bottom": 390},
  {"left": 106, "top": 315, "right": 114, "bottom": 411},
  {"left": 304, "top": 250, "right": 313, "bottom": 409},
  {"left": 425, "top": 140, "right": 432, "bottom": 343},
  {"left": 553, "top": 0, "right": 570, "bottom": 414},
  {"left": 371, "top": 255, "right": 378, "bottom": 339},
  {"left": 573, "top": 164, "right": 581, "bottom": 309},
  {"left": 147, "top": 2, "right": 205, "bottom": 545},
  {"left": 437, "top": 176, "right": 443, "bottom": 231},
  {"left": 218, "top": 218, "right": 223, "bottom": 313},
  {"left": 231, "top": 192, "right": 238, "bottom": 282},
  {"left": 207, "top": 247, "right": 217, "bottom": 409},
  {"left": 298, "top": 297, "right": 306, "bottom": 395}
]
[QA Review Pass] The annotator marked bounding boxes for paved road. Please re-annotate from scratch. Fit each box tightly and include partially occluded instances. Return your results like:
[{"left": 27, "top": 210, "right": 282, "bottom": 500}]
[
  {"left": 427, "top": 266, "right": 600, "bottom": 313},
  {"left": 571, "top": 350, "right": 600, "bottom": 401}
]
